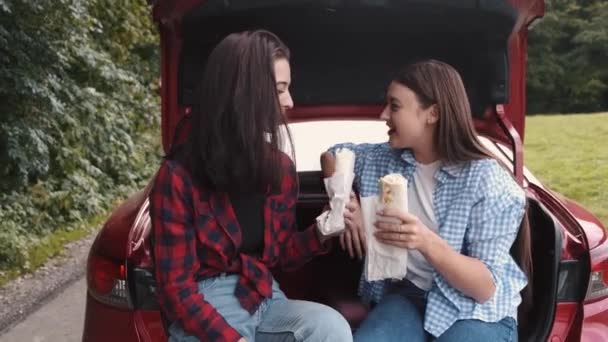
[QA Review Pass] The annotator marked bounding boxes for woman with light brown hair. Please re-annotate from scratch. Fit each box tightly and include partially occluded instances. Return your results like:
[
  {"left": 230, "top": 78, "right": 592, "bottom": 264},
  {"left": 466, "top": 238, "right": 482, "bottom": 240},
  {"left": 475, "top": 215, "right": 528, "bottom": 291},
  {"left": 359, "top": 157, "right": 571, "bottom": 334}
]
[{"left": 323, "top": 60, "right": 531, "bottom": 341}]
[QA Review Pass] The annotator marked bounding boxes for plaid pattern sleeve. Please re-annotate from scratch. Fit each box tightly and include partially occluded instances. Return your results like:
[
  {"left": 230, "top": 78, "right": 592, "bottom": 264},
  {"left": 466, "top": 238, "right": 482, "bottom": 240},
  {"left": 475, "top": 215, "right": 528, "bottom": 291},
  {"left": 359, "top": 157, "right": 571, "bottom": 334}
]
[
  {"left": 330, "top": 143, "right": 529, "bottom": 337},
  {"left": 426, "top": 160, "right": 528, "bottom": 336},
  {"left": 467, "top": 181, "right": 526, "bottom": 277},
  {"left": 150, "top": 160, "right": 241, "bottom": 342},
  {"left": 461, "top": 162, "right": 527, "bottom": 317},
  {"left": 274, "top": 154, "right": 330, "bottom": 270},
  {"left": 327, "top": 142, "right": 376, "bottom": 192}
]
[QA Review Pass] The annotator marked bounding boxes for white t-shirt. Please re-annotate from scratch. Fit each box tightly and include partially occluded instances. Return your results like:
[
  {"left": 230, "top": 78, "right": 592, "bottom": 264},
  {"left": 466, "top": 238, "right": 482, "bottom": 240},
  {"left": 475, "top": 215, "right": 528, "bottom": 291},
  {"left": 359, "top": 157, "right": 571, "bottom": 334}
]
[{"left": 406, "top": 160, "right": 441, "bottom": 290}]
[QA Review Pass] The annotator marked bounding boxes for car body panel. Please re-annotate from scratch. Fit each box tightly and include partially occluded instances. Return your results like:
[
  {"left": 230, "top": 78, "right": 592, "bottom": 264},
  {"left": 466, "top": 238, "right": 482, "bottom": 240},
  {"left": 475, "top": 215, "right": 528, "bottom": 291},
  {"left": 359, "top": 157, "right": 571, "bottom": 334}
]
[
  {"left": 82, "top": 294, "right": 139, "bottom": 342},
  {"left": 582, "top": 297, "right": 608, "bottom": 341}
]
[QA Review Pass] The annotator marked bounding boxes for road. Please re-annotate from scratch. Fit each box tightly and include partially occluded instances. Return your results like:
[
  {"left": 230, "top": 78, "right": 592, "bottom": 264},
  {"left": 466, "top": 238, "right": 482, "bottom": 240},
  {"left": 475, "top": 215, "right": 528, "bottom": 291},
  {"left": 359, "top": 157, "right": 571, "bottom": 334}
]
[{"left": 0, "top": 278, "right": 86, "bottom": 342}]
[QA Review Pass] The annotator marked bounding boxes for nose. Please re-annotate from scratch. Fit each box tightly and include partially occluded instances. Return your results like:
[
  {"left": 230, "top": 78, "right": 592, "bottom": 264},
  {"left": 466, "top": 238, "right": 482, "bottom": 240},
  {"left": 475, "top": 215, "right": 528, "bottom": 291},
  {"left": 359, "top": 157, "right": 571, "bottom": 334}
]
[
  {"left": 380, "top": 104, "right": 390, "bottom": 121},
  {"left": 283, "top": 90, "right": 294, "bottom": 110}
]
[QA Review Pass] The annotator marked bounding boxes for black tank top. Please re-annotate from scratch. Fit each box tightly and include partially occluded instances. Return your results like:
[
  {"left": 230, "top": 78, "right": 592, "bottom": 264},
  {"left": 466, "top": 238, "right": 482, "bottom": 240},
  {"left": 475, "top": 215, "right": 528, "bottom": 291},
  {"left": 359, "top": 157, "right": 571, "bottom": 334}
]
[{"left": 229, "top": 192, "right": 265, "bottom": 255}]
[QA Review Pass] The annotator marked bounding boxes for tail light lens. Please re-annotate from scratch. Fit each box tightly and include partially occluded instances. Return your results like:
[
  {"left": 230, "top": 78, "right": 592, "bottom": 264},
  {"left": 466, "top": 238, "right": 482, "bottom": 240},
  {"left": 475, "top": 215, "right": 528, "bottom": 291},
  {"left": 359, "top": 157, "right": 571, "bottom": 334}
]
[
  {"left": 586, "top": 270, "right": 608, "bottom": 302},
  {"left": 87, "top": 254, "right": 131, "bottom": 309}
]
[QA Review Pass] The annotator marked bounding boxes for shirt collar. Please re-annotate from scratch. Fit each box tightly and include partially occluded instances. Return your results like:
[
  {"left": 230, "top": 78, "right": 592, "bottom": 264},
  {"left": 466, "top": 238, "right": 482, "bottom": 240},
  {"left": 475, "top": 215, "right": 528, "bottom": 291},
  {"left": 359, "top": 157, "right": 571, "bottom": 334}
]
[{"left": 398, "top": 148, "right": 463, "bottom": 178}]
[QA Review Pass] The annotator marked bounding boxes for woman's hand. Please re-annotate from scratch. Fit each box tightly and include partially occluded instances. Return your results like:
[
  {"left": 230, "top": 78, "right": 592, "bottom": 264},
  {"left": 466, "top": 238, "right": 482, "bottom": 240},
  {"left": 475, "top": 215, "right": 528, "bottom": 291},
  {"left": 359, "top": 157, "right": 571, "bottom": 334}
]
[
  {"left": 374, "top": 208, "right": 436, "bottom": 253},
  {"left": 238, "top": 338, "right": 247, "bottom": 342},
  {"left": 320, "top": 152, "right": 336, "bottom": 178},
  {"left": 341, "top": 192, "right": 366, "bottom": 259},
  {"left": 375, "top": 208, "right": 498, "bottom": 303}
]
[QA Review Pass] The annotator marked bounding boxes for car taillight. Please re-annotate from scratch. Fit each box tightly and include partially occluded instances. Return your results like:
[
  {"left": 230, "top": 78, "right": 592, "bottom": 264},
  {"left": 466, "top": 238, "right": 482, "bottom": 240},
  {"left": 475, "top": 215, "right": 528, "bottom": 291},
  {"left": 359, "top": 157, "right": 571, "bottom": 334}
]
[
  {"left": 87, "top": 254, "right": 131, "bottom": 309},
  {"left": 586, "top": 270, "right": 608, "bottom": 302}
]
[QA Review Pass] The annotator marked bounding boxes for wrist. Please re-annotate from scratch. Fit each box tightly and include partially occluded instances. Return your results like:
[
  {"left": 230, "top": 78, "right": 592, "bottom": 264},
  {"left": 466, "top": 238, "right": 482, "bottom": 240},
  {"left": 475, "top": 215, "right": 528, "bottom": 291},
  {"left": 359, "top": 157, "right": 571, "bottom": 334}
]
[{"left": 421, "top": 231, "right": 447, "bottom": 265}]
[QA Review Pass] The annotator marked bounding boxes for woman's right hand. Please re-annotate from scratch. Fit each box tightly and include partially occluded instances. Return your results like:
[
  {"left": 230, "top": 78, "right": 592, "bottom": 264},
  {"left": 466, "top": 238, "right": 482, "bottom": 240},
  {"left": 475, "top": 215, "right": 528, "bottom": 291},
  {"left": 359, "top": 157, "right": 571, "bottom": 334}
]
[
  {"left": 320, "top": 151, "right": 336, "bottom": 178},
  {"left": 238, "top": 338, "right": 247, "bottom": 342},
  {"left": 342, "top": 192, "right": 366, "bottom": 260}
]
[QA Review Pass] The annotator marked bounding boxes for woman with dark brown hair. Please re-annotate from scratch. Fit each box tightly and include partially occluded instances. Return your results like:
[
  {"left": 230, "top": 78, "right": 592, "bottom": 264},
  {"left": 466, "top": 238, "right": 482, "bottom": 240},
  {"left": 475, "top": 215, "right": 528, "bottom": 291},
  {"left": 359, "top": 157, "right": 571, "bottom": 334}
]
[
  {"left": 323, "top": 60, "right": 530, "bottom": 341},
  {"left": 150, "top": 30, "right": 352, "bottom": 342}
]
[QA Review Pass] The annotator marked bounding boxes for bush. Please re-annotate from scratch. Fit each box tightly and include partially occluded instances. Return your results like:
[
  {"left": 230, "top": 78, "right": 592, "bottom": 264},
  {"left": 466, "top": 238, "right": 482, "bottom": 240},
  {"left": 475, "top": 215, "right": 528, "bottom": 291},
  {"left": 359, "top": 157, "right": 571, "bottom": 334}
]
[{"left": 0, "top": 0, "right": 161, "bottom": 270}]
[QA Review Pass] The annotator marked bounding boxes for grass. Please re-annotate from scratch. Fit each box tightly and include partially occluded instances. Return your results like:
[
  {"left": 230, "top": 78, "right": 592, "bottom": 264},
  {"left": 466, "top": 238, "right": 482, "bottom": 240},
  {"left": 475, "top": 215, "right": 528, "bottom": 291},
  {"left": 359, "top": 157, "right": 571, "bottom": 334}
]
[
  {"left": 524, "top": 112, "right": 608, "bottom": 228},
  {"left": 0, "top": 215, "right": 105, "bottom": 287}
]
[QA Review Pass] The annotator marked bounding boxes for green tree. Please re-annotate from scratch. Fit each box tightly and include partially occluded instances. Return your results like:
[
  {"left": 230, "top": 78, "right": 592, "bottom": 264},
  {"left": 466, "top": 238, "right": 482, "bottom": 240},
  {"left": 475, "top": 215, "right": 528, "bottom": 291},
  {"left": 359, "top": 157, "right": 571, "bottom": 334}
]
[
  {"left": 527, "top": 0, "right": 608, "bottom": 113},
  {"left": 0, "top": 0, "right": 160, "bottom": 269}
]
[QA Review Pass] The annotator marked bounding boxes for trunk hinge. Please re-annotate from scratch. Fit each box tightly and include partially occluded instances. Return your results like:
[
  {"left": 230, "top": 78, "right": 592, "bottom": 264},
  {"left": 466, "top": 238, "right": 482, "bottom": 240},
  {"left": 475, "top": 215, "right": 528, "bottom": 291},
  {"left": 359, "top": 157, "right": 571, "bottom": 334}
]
[{"left": 494, "top": 104, "right": 524, "bottom": 186}]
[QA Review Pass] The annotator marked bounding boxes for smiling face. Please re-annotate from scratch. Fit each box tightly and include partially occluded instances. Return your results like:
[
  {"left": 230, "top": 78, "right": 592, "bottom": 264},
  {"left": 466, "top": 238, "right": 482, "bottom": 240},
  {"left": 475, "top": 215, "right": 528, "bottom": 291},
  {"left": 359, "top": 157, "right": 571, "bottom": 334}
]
[{"left": 379, "top": 81, "right": 438, "bottom": 151}]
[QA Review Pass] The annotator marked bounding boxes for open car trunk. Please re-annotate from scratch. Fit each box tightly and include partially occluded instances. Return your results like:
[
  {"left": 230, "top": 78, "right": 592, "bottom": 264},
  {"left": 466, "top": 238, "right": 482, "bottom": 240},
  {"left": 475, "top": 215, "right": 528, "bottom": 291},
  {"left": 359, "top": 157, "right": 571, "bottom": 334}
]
[
  {"left": 179, "top": 0, "right": 515, "bottom": 107},
  {"left": 127, "top": 169, "right": 561, "bottom": 341},
  {"left": 124, "top": 1, "right": 557, "bottom": 341},
  {"left": 158, "top": 0, "right": 544, "bottom": 150},
  {"left": 161, "top": 0, "right": 543, "bottom": 183},
  {"left": 178, "top": 1, "right": 514, "bottom": 117}
]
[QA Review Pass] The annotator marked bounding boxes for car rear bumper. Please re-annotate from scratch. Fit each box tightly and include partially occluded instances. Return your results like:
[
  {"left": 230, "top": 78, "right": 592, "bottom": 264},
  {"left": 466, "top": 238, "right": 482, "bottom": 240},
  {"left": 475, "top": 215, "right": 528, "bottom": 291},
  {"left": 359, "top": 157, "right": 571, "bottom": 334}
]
[
  {"left": 582, "top": 297, "right": 608, "bottom": 341},
  {"left": 82, "top": 293, "right": 166, "bottom": 342}
]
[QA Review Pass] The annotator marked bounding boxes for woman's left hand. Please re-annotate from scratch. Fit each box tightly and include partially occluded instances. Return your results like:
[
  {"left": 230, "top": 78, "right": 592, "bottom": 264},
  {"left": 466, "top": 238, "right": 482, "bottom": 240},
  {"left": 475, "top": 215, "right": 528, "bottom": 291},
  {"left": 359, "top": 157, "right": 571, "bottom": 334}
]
[
  {"left": 374, "top": 208, "right": 435, "bottom": 253},
  {"left": 342, "top": 192, "right": 366, "bottom": 259}
]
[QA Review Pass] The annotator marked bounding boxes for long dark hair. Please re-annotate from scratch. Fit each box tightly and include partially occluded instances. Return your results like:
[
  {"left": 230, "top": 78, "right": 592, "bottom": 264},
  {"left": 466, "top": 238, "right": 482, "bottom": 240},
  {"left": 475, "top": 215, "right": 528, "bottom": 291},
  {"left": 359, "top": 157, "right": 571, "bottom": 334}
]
[
  {"left": 393, "top": 60, "right": 533, "bottom": 313},
  {"left": 177, "top": 30, "right": 291, "bottom": 193}
]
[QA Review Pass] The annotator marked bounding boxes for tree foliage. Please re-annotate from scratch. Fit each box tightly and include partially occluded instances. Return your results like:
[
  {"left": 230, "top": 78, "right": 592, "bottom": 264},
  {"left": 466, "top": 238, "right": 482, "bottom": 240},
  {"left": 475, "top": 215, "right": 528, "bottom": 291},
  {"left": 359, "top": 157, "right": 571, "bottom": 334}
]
[
  {"left": 527, "top": 0, "right": 608, "bottom": 113},
  {"left": 0, "top": 0, "right": 160, "bottom": 269}
]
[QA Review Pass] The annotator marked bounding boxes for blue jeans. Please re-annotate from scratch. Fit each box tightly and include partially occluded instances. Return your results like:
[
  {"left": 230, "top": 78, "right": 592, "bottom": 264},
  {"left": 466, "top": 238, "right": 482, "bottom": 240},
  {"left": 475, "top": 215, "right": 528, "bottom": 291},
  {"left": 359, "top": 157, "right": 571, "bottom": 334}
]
[
  {"left": 168, "top": 274, "right": 353, "bottom": 342},
  {"left": 354, "top": 280, "right": 518, "bottom": 342}
]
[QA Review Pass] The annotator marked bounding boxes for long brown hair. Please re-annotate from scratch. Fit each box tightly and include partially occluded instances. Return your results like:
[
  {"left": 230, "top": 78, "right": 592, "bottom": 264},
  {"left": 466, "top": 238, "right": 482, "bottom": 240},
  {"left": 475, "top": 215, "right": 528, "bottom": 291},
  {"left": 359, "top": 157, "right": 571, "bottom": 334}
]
[
  {"left": 177, "top": 30, "right": 292, "bottom": 193},
  {"left": 393, "top": 60, "right": 533, "bottom": 313},
  {"left": 393, "top": 60, "right": 494, "bottom": 163}
]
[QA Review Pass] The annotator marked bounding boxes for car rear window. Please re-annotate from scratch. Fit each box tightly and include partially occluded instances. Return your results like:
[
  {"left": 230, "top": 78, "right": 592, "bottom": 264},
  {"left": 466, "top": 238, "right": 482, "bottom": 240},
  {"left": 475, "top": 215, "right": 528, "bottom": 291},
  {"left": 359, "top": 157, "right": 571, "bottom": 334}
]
[{"left": 283, "top": 120, "right": 387, "bottom": 171}]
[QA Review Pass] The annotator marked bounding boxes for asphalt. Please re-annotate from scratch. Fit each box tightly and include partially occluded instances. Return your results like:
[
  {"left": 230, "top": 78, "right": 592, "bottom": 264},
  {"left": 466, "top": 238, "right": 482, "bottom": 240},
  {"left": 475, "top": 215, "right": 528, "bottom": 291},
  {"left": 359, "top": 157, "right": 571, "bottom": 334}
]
[
  {"left": 0, "top": 278, "right": 86, "bottom": 342},
  {"left": 0, "top": 230, "right": 98, "bottom": 341}
]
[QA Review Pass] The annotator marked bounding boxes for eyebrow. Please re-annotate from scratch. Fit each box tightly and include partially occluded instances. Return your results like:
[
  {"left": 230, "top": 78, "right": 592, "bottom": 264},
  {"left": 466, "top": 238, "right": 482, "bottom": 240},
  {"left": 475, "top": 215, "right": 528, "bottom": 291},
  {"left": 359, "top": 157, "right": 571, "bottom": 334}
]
[
  {"left": 388, "top": 96, "right": 401, "bottom": 105},
  {"left": 276, "top": 81, "right": 289, "bottom": 86}
]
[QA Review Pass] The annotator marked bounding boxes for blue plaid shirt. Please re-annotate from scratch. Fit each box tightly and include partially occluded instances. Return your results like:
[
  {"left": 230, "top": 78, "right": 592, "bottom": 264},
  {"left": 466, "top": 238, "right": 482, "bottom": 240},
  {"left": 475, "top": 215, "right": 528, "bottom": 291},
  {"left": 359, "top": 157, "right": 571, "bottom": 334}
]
[{"left": 329, "top": 142, "right": 527, "bottom": 337}]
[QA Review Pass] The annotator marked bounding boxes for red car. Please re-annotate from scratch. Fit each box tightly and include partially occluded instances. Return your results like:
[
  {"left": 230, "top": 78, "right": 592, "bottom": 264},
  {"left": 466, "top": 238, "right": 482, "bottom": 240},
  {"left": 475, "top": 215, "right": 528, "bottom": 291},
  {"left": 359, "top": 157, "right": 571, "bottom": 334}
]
[{"left": 82, "top": 1, "right": 608, "bottom": 341}]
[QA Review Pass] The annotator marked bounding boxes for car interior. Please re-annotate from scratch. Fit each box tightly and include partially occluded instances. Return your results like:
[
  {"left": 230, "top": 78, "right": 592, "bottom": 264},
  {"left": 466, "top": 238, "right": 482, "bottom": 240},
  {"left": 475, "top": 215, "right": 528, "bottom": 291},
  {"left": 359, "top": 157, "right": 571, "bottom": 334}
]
[
  {"left": 132, "top": 171, "right": 562, "bottom": 341},
  {"left": 281, "top": 173, "right": 561, "bottom": 341}
]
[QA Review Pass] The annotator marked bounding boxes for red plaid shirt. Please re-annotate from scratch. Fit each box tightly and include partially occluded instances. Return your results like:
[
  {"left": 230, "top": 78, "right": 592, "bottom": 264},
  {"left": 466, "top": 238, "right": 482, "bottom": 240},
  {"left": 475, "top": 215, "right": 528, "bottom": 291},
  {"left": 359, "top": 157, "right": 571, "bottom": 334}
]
[{"left": 150, "top": 152, "right": 328, "bottom": 342}]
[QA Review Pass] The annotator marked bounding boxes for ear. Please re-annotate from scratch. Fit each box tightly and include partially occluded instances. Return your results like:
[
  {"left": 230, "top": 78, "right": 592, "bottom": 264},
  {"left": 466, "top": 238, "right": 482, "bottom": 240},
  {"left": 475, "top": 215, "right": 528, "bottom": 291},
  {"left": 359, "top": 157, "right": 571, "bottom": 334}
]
[{"left": 427, "top": 105, "right": 439, "bottom": 125}]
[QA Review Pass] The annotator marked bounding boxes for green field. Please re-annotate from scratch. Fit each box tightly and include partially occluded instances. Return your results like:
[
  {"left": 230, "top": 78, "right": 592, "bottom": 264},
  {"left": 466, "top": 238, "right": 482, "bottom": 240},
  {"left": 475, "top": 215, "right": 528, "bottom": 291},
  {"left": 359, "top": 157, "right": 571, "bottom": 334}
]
[{"left": 524, "top": 112, "right": 608, "bottom": 228}]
